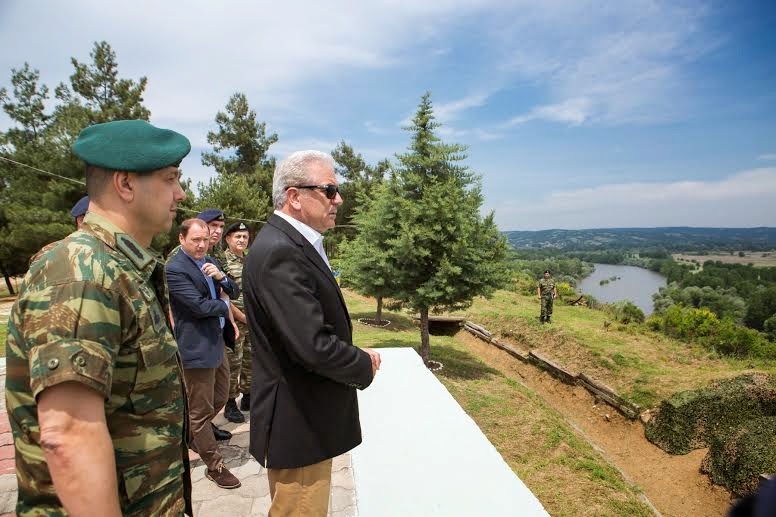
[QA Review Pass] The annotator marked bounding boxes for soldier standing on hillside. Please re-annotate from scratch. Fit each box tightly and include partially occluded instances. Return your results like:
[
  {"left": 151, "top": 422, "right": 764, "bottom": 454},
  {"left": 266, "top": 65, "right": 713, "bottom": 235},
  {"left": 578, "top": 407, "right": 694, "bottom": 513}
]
[{"left": 538, "top": 269, "right": 557, "bottom": 323}]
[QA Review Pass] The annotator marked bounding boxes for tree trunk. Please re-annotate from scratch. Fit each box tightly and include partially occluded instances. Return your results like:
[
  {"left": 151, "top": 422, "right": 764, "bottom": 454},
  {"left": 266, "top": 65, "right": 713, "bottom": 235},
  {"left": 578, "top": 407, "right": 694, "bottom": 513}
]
[
  {"left": 1, "top": 261, "right": 15, "bottom": 296},
  {"left": 419, "top": 307, "right": 430, "bottom": 366},
  {"left": 375, "top": 296, "right": 383, "bottom": 323}
]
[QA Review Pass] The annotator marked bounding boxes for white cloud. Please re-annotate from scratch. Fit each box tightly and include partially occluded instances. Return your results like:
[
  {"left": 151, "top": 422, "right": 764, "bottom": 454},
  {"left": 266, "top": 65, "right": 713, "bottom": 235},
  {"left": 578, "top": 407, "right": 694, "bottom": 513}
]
[
  {"left": 503, "top": 97, "right": 593, "bottom": 127},
  {"left": 494, "top": 1, "right": 713, "bottom": 126},
  {"left": 493, "top": 168, "right": 776, "bottom": 230},
  {"left": 758, "top": 154, "right": 776, "bottom": 161},
  {"left": 434, "top": 92, "right": 491, "bottom": 123}
]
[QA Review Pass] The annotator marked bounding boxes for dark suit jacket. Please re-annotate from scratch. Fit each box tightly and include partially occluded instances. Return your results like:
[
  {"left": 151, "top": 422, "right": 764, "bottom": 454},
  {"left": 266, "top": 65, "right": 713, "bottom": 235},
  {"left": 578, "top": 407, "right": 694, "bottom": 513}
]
[
  {"left": 244, "top": 214, "right": 373, "bottom": 469},
  {"left": 166, "top": 250, "right": 239, "bottom": 369}
]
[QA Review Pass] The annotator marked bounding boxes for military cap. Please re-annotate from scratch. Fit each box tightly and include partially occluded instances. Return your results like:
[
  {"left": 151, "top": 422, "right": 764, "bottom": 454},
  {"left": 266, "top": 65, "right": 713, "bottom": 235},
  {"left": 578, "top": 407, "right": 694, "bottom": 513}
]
[
  {"left": 224, "top": 221, "right": 249, "bottom": 237},
  {"left": 72, "top": 119, "right": 191, "bottom": 172},
  {"left": 197, "top": 208, "right": 225, "bottom": 223},
  {"left": 69, "top": 195, "right": 90, "bottom": 218}
]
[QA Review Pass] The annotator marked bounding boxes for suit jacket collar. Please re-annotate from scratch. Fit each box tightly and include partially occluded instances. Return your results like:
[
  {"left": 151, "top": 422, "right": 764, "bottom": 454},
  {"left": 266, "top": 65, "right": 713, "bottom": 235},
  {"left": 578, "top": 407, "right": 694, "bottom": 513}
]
[
  {"left": 267, "top": 214, "right": 348, "bottom": 316},
  {"left": 175, "top": 248, "right": 216, "bottom": 296}
]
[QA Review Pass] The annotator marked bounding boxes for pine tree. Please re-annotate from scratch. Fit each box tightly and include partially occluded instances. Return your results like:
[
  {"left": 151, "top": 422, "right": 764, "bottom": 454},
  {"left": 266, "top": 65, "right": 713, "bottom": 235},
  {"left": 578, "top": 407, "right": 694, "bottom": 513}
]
[
  {"left": 339, "top": 178, "right": 401, "bottom": 323},
  {"left": 388, "top": 92, "right": 507, "bottom": 365},
  {"left": 0, "top": 42, "right": 152, "bottom": 291},
  {"left": 201, "top": 92, "right": 278, "bottom": 197}
]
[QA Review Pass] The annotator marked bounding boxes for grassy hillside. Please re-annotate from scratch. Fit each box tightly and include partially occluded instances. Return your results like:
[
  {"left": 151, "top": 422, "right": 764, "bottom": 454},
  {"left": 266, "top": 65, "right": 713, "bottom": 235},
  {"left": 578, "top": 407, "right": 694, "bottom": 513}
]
[
  {"left": 346, "top": 290, "right": 654, "bottom": 516},
  {"left": 451, "top": 290, "right": 776, "bottom": 408}
]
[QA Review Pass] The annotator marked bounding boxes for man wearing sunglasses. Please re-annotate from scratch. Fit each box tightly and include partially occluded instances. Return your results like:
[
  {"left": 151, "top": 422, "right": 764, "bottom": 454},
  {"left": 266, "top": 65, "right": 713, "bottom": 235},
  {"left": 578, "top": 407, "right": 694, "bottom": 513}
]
[{"left": 243, "top": 150, "right": 381, "bottom": 516}]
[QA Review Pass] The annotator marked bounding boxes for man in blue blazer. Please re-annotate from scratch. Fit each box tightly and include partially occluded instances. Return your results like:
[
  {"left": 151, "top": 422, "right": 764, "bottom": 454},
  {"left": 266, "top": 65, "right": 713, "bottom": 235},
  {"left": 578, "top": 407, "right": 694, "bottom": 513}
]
[{"left": 166, "top": 218, "right": 241, "bottom": 490}]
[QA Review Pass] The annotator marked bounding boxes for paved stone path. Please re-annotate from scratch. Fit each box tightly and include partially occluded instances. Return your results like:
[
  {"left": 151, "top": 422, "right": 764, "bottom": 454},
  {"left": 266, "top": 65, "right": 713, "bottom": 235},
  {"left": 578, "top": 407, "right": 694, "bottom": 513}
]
[{"left": 0, "top": 361, "right": 356, "bottom": 517}]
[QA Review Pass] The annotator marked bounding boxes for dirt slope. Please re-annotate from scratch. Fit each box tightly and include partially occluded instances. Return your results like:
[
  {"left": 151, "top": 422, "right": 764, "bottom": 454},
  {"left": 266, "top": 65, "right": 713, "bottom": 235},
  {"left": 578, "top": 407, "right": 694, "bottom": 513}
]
[{"left": 458, "top": 331, "right": 733, "bottom": 517}]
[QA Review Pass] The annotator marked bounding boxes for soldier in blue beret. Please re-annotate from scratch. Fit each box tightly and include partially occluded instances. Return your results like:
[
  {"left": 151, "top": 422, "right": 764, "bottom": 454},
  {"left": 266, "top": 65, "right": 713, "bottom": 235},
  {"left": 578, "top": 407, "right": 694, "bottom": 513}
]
[
  {"left": 69, "top": 195, "right": 90, "bottom": 229},
  {"left": 7, "top": 119, "right": 193, "bottom": 515}
]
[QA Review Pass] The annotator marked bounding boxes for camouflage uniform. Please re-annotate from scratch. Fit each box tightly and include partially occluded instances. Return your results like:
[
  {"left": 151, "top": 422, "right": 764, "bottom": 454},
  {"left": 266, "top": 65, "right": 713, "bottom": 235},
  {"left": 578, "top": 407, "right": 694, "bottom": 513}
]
[
  {"left": 223, "top": 248, "right": 251, "bottom": 398},
  {"left": 538, "top": 277, "right": 556, "bottom": 322},
  {"left": 5, "top": 212, "right": 191, "bottom": 516}
]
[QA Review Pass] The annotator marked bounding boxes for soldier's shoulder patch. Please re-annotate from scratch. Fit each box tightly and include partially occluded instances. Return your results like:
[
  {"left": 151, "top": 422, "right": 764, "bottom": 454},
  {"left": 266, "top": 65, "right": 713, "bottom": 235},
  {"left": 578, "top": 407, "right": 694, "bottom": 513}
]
[{"left": 116, "top": 233, "right": 153, "bottom": 270}]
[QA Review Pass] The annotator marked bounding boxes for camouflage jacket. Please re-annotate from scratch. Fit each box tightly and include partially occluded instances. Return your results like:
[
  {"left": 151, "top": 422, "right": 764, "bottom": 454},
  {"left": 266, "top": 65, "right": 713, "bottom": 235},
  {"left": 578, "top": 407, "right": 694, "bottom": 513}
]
[
  {"left": 538, "top": 277, "right": 556, "bottom": 297},
  {"left": 5, "top": 212, "right": 190, "bottom": 516},
  {"left": 222, "top": 248, "right": 246, "bottom": 311}
]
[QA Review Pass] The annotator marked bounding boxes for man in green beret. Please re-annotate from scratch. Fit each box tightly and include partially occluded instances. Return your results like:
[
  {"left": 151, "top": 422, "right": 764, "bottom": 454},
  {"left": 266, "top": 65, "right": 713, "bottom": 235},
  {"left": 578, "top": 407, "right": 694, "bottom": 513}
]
[{"left": 5, "top": 119, "right": 192, "bottom": 516}]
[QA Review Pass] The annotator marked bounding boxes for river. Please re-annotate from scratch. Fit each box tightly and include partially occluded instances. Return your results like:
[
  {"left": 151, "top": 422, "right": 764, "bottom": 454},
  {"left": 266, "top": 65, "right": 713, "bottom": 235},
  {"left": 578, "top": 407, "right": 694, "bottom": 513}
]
[{"left": 577, "top": 263, "right": 667, "bottom": 315}]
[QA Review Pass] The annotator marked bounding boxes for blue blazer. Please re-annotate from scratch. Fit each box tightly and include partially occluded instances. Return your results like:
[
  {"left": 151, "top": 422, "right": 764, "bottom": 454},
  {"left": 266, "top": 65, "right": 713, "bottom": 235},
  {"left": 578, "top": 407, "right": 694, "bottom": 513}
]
[{"left": 166, "top": 250, "right": 239, "bottom": 368}]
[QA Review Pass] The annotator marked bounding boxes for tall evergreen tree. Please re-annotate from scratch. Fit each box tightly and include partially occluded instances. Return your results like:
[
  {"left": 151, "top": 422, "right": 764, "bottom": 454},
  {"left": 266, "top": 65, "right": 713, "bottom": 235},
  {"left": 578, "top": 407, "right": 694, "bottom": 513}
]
[
  {"left": 331, "top": 141, "right": 388, "bottom": 227},
  {"left": 0, "top": 42, "right": 151, "bottom": 290},
  {"left": 339, "top": 178, "right": 400, "bottom": 323},
  {"left": 201, "top": 92, "right": 278, "bottom": 196},
  {"left": 0, "top": 64, "right": 80, "bottom": 292},
  {"left": 388, "top": 92, "right": 507, "bottom": 365},
  {"left": 58, "top": 41, "right": 151, "bottom": 124}
]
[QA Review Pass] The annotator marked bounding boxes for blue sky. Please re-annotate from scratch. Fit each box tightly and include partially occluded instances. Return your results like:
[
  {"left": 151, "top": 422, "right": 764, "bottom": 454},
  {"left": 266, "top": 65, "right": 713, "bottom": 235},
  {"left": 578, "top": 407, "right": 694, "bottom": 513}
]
[{"left": 1, "top": 0, "right": 775, "bottom": 230}]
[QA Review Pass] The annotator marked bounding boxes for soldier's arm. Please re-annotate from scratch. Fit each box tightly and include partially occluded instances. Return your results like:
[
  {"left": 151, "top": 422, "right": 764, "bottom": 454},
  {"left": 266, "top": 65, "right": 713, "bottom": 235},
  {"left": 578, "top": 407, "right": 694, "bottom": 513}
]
[
  {"left": 537, "top": 285, "right": 541, "bottom": 298},
  {"left": 38, "top": 382, "right": 121, "bottom": 517}
]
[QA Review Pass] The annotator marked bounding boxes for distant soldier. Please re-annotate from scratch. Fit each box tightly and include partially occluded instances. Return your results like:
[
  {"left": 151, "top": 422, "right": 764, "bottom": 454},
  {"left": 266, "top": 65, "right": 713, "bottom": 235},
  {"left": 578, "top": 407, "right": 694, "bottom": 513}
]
[
  {"left": 5, "top": 120, "right": 192, "bottom": 515},
  {"left": 222, "top": 221, "right": 252, "bottom": 422},
  {"left": 70, "top": 195, "right": 90, "bottom": 229},
  {"left": 29, "top": 195, "right": 91, "bottom": 266},
  {"left": 537, "top": 269, "right": 557, "bottom": 323}
]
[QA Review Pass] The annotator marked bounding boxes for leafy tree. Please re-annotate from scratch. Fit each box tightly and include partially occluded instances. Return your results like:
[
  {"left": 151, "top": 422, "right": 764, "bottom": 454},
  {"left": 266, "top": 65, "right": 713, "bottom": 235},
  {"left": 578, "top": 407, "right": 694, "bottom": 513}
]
[
  {"left": 385, "top": 92, "right": 507, "bottom": 365},
  {"left": 201, "top": 92, "right": 278, "bottom": 198},
  {"left": 653, "top": 284, "right": 747, "bottom": 323},
  {"left": 744, "top": 286, "right": 776, "bottom": 331}
]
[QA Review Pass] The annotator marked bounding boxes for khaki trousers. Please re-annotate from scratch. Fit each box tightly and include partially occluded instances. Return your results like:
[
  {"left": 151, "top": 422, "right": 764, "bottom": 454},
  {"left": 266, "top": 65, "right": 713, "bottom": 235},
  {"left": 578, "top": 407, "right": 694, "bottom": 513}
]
[
  {"left": 267, "top": 458, "right": 333, "bottom": 517},
  {"left": 183, "top": 353, "right": 230, "bottom": 470}
]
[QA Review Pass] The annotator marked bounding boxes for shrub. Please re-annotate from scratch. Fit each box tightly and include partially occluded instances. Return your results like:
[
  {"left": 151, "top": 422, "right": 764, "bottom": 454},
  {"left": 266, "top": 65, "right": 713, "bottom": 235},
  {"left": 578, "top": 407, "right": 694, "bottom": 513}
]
[
  {"left": 616, "top": 301, "right": 645, "bottom": 324},
  {"left": 650, "top": 305, "right": 776, "bottom": 359},
  {"left": 702, "top": 416, "right": 776, "bottom": 496},
  {"left": 764, "top": 315, "right": 776, "bottom": 341},
  {"left": 555, "top": 281, "right": 576, "bottom": 299}
]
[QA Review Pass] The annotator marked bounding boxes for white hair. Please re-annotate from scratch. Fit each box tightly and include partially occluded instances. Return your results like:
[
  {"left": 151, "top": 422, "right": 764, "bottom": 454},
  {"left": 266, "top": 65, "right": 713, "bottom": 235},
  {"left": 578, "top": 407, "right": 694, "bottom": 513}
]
[{"left": 272, "top": 150, "right": 336, "bottom": 209}]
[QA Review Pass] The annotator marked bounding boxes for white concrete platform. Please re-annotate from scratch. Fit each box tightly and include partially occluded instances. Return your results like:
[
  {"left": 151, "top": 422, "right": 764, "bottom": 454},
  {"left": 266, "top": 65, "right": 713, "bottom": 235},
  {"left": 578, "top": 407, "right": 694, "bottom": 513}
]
[{"left": 353, "top": 348, "right": 547, "bottom": 516}]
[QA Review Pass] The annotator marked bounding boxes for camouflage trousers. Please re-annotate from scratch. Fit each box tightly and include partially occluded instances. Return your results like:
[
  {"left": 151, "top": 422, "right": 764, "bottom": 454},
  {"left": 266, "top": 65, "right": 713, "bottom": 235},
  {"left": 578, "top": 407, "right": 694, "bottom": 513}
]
[
  {"left": 540, "top": 296, "right": 554, "bottom": 322},
  {"left": 226, "top": 322, "right": 252, "bottom": 399}
]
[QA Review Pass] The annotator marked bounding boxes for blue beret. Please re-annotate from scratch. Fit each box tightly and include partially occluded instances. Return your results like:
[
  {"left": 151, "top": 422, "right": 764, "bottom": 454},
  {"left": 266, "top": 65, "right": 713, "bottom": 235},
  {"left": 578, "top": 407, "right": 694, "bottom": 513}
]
[
  {"left": 69, "top": 195, "right": 89, "bottom": 218},
  {"left": 197, "top": 208, "right": 225, "bottom": 223},
  {"left": 72, "top": 120, "right": 191, "bottom": 172},
  {"left": 224, "top": 221, "right": 250, "bottom": 236}
]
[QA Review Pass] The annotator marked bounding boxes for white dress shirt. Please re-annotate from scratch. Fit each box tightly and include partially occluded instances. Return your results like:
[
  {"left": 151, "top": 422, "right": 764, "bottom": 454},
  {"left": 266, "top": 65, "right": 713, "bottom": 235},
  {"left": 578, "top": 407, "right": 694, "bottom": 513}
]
[{"left": 274, "top": 210, "right": 332, "bottom": 270}]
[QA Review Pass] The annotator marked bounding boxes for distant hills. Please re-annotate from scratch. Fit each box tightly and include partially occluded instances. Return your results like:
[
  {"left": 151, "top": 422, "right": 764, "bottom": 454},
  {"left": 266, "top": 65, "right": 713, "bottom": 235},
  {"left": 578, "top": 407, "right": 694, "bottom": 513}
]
[{"left": 503, "top": 227, "right": 776, "bottom": 251}]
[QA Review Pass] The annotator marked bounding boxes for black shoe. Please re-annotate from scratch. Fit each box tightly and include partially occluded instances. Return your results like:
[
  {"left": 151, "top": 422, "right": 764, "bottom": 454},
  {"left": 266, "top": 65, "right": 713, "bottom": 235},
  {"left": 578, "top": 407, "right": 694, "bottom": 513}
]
[
  {"left": 211, "top": 423, "right": 232, "bottom": 441},
  {"left": 239, "top": 393, "right": 250, "bottom": 412},
  {"left": 224, "top": 398, "right": 245, "bottom": 423}
]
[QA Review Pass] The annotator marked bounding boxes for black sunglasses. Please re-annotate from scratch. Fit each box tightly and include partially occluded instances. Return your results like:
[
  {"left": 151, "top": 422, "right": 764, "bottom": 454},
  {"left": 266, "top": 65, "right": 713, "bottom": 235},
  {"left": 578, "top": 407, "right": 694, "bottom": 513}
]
[{"left": 291, "top": 184, "right": 340, "bottom": 199}]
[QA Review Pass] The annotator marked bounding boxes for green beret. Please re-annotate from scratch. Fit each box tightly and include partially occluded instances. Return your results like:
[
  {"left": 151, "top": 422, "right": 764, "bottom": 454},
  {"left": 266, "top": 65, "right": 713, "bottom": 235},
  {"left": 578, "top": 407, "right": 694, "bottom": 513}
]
[{"left": 72, "top": 119, "right": 191, "bottom": 172}]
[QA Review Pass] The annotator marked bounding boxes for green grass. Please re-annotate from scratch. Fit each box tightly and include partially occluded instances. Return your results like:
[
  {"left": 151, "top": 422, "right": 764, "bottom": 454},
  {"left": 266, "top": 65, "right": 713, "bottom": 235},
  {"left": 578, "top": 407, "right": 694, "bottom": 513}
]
[
  {"left": 347, "top": 290, "right": 653, "bottom": 516},
  {"left": 452, "top": 289, "right": 776, "bottom": 408},
  {"left": 0, "top": 323, "right": 6, "bottom": 357}
]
